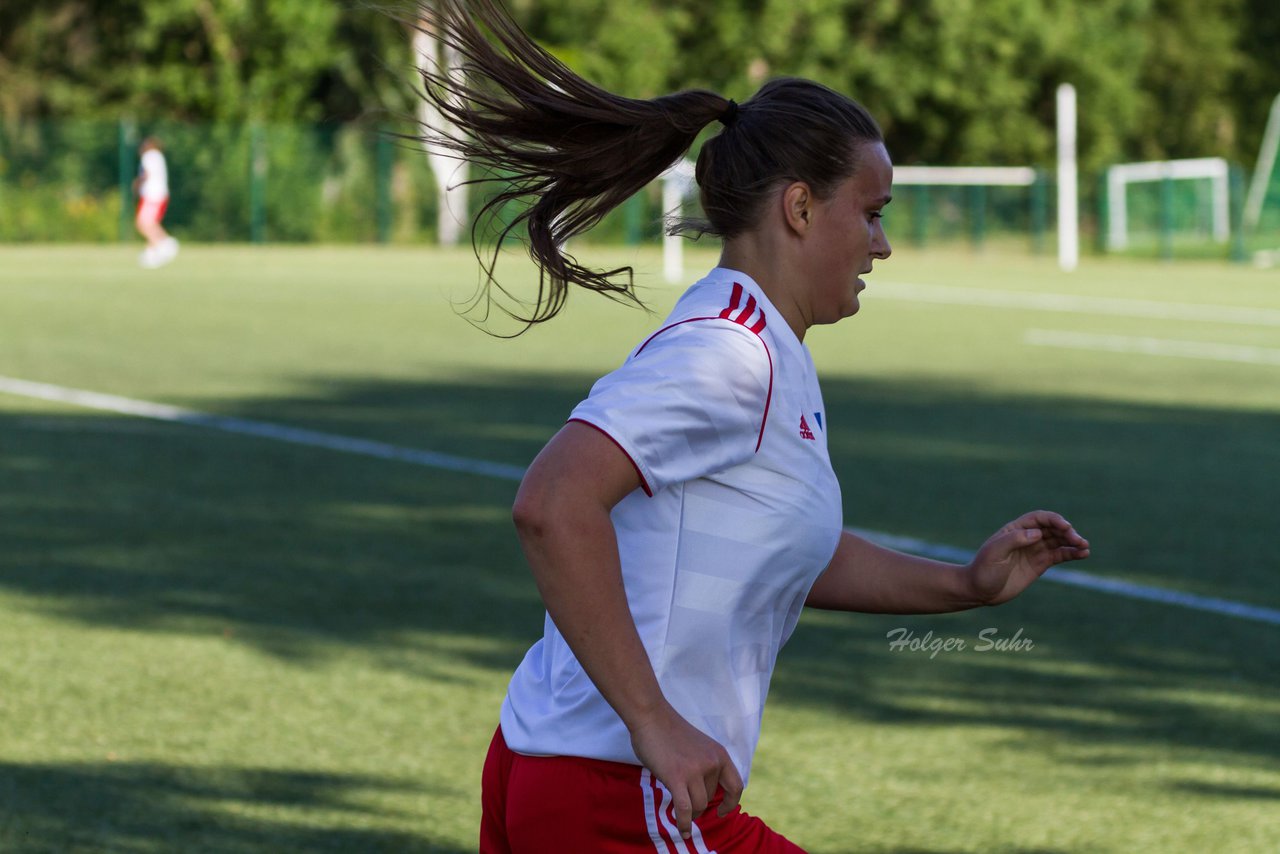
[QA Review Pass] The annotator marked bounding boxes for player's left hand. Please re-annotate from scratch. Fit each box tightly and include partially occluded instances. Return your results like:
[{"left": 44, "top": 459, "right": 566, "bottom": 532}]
[{"left": 965, "top": 511, "right": 1090, "bottom": 606}]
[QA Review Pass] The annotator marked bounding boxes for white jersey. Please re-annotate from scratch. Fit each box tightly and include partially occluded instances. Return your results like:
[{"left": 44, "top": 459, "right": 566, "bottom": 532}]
[
  {"left": 501, "top": 267, "right": 844, "bottom": 784},
  {"left": 139, "top": 149, "right": 169, "bottom": 200}
]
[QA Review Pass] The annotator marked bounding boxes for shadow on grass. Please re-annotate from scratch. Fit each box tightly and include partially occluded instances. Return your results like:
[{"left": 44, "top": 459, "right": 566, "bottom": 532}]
[
  {"left": 1169, "top": 780, "right": 1280, "bottom": 800},
  {"left": 776, "top": 595, "right": 1280, "bottom": 767},
  {"left": 2, "top": 368, "right": 1279, "bottom": 771},
  {"left": 0, "top": 372, "right": 589, "bottom": 676},
  {"left": 0, "top": 760, "right": 464, "bottom": 853}
]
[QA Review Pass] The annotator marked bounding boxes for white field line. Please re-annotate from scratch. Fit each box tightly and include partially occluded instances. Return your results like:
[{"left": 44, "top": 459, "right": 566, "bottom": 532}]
[
  {"left": 1025, "top": 329, "right": 1280, "bottom": 367},
  {"left": 0, "top": 376, "right": 526, "bottom": 481},
  {"left": 874, "top": 281, "right": 1280, "bottom": 328},
  {"left": 3, "top": 374, "right": 1279, "bottom": 628},
  {"left": 847, "top": 529, "right": 1280, "bottom": 626}
]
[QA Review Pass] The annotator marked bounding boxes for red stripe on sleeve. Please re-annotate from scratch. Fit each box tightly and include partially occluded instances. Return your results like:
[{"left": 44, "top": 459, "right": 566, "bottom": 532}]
[
  {"left": 565, "top": 418, "right": 653, "bottom": 497},
  {"left": 718, "top": 282, "right": 743, "bottom": 319},
  {"left": 732, "top": 295, "right": 758, "bottom": 327},
  {"left": 755, "top": 342, "right": 773, "bottom": 452},
  {"left": 635, "top": 317, "right": 717, "bottom": 355},
  {"left": 630, "top": 314, "right": 774, "bottom": 455}
]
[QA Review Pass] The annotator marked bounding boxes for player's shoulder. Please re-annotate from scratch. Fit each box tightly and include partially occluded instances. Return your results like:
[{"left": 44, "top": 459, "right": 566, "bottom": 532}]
[
  {"left": 672, "top": 271, "right": 767, "bottom": 326},
  {"left": 635, "top": 270, "right": 773, "bottom": 356}
]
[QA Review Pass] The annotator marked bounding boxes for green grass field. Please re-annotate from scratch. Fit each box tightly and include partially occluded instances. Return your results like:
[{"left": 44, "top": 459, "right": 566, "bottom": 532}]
[{"left": 2, "top": 243, "right": 1279, "bottom": 853}]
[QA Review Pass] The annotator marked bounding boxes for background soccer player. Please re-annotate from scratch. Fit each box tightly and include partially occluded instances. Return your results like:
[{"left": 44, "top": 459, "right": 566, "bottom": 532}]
[{"left": 133, "top": 136, "right": 179, "bottom": 268}]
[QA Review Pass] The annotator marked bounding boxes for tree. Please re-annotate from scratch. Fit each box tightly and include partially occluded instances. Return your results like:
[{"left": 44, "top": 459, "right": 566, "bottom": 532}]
[
  {"left": 1133, "top": 0, "right": 1246, "bottom": 160},
  {"left": 507, "top": 0, "right": 1153, "bottom": 173},
  {"left": 0, "top": 0, "right": 414, "bottom": 124},
  {"left": 2, "top": 0, "right": 1275, "bottom": 180},
  {"left": 1232, "top": 0, "right": 1280, "bottom": 162}
]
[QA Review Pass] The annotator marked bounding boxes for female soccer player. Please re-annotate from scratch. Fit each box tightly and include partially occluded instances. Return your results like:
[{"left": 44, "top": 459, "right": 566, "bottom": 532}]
[
  {"left": 133, "top": 137, "right": 179, "bottom": 268},
  {"left": 411, "top": 2, "right": 1091, "bottom": 851}
]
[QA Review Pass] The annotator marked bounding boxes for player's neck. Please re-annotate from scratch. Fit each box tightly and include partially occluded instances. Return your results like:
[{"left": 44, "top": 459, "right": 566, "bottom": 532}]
[{"left": 718, "top": 237, "right": 809, "bottom": 342}]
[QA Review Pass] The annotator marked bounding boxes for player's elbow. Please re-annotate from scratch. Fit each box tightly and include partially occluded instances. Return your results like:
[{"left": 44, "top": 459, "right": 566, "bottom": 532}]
[
  {"left": 512, "top": 467, "right": 594, "bottom": 547},
  {"left": 512, "top": 472, "right": 558, "bottom": 542},
  {"left": 511, "top": 490, "right": 544, "bottom": 540}
]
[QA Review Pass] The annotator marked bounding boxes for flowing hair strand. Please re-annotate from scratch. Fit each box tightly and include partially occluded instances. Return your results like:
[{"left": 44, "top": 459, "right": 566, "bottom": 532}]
[{"left": 404, "top": 0, "right": 730, "bottom": 332}]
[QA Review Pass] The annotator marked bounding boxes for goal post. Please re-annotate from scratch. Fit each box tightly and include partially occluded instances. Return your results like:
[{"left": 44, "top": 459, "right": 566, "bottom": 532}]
[
  {"left": 891, "top": 165, "right": 1051, "bottom": 253},
  {"left": 1244, "top": 93, "right": 1280, "bottom": 234},
  {"left": 1057, "top": 83, "right": 1078, "bottom": 271},
  {"left": 1105, "top": 157, "right": 1231, "bottom": 252},
  {"left": 661, "top": 159, "right": 697, "bottom": 283},
  {"left": 662, "top": 162, "right": 1054, "bottom": 282},
  {"left": 657, "top": 82, "right": 1080, "bottom": 282},
  {"left": 892, "top": 167, "right": 1040, "bottom": 185}
]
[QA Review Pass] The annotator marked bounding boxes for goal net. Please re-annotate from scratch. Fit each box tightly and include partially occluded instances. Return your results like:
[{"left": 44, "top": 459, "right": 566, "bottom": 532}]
[
  {"left": 1104, "top": 157, "right": 1230, "bottom": 253},
  {"left": 890, "top": 166, "right": 1051, "bottom": 251},
  {"left": 659, "top": 162, "right": 1052, "bottom": 282}
]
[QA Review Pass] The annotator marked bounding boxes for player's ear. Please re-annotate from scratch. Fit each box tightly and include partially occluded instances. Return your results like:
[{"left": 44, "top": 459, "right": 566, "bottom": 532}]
[{"left": 782, "top": 181, "right": 813, "bottom": 236}]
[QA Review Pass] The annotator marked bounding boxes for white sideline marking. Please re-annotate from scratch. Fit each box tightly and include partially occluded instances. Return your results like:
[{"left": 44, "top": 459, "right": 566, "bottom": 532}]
[
  {"left": 0, "top": 376, "right": 526, "bottom": 481},
  {"left": 1025, "top": 329, "right": 1280, "bottom": 367},
  {"left": 848, "top": 529, "right": 1280, "bottom": 627},
  {"left": 876, "top": 281, "right": 1280, "bottom": 328},
  {"left": 4, "top": 375, "right": 1279, "bottom": 628}
]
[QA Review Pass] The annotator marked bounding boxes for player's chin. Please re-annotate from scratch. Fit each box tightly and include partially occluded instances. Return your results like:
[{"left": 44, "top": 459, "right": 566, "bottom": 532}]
[
  {"left": 821, "top": 289, "right": 862, "bottom": 325},
  {"left": 846, "top": 279, "right": 867, "bottom": 315}
]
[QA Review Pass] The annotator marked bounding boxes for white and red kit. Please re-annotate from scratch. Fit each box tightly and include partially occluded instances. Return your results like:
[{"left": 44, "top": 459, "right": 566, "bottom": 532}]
[
  {"left": 499, "top": 267, "right": 844, "bottom": 792},
  {"left": 481, "top": 727, "right": 804, "bottom": 853},
  {"left": 136, "top": 148, "right": 169, "bottom": 226}
]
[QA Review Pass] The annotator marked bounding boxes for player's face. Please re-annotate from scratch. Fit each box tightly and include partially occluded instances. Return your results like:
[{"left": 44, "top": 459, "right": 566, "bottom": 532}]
[{"left": 805, "top": 141, "right": 893, "bottom": 325}]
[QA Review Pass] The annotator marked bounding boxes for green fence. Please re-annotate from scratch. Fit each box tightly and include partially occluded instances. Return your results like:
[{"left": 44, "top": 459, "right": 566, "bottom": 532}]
[
  {"left": 0, "top": 119, "right": 406, "bottom": 244},
  {"left": 4, "top": 118, "right": 1277, "bottom": 258},
  {"left": 1098, "top": 168, "right": 1247, "bottom": 261},
  {"left": 887, "top": 178, "right": 1052, "bottom": 253},
  {"left": 0, "top": 119, "right": 669, "bottom": 246},
  {"left": 1248, "top": 158, "right": 1280, "bottom": 255},
  {"left": 0, "top": 119, "right": 449, "bottom": 244}
]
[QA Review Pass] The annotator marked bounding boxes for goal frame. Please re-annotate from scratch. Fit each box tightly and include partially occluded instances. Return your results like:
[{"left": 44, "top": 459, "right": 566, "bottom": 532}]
[{"left": 1105, "top": 157, "right": 1230, "bottom": 251}]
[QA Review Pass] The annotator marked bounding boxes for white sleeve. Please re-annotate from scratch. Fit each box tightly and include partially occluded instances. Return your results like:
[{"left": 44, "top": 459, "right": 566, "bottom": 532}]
[{"left": 569, "top": 319, "right": 772, "bottom": 496}]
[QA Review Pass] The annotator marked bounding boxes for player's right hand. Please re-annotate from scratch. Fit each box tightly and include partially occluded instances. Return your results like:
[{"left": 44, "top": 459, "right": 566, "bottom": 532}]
[{"left": 628, "top": 704, "right": 744, "bottom": 840}]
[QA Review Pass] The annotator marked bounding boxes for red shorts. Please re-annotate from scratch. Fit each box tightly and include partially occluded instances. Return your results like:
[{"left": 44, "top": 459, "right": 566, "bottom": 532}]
[
  {"left": 136, "top": 197, "right": 168, "bottom": 226},
  {"left": 480, "top": 727, "right": 805, "bottom": 853}
]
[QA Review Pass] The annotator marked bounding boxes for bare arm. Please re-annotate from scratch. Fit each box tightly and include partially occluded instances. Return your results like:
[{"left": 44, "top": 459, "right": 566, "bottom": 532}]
[
  {"left": 511, "top": 421, "right": 742, "bottom": 840},
  {"left": 807, "top": 511, "right": 1090, "bottom": 613}
]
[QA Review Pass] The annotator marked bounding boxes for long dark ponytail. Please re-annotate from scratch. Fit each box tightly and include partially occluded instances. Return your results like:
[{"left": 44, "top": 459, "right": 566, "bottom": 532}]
[
  {"left": 410, "top": 0, "right": 882, "bottom": 331},
  {"left": 410, "top": 0, "right": 728, "bottom": 329}
]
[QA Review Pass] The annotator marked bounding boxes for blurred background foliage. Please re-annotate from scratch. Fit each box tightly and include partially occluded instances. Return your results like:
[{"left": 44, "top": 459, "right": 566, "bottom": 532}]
[
  {"left": 0, "top": 0, "right": 1277, "bottom": 245},
  {"left": 3, "top": 0, "right": 1277, "bottom": 170}
]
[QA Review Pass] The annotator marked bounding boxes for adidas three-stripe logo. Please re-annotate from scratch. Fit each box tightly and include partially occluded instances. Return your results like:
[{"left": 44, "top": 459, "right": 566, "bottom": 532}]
[{"left": 718, "top": 282, "right": 767, "bottom": 333}]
